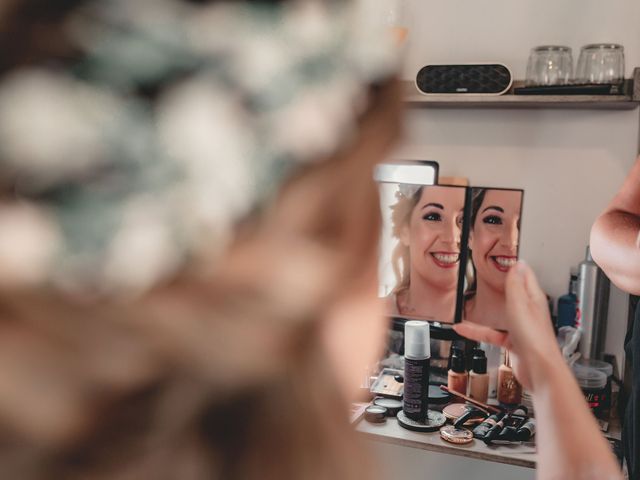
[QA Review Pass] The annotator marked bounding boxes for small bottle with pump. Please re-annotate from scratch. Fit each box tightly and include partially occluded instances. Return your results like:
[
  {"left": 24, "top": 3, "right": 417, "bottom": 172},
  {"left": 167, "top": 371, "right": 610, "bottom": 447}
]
[
  {"left": 481, "top": 342, "right": 500, "bottom": 398},
  {"left": 557, "top": 270, "right": 578, "bottom": 328},
  {"left": 448, "top": 348, "right": 468, "bottom": 400},
  {"left": 469, "top": 348, "right": 489, "bottom": 404},
  {"left": 497, "top": 349, "right": 522, "bottom": 406},
  {"left": 402, "top": 321, "right": 431, "bottom": 421}
]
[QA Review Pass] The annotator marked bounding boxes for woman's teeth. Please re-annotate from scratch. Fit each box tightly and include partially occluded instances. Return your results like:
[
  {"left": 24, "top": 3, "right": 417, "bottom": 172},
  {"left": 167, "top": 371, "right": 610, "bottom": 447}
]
[
  {"left": 431, "top": 253, "right": 459, "bottom": 264},
  {"left": 493, "top": 256, "right": 517, "bottom": 268}
]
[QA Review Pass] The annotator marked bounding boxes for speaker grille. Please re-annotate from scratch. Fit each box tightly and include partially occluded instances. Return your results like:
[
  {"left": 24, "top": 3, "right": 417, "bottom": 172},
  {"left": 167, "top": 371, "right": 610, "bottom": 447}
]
[{"left": 416, "top": 64, "right": 512, "bottom": 94}]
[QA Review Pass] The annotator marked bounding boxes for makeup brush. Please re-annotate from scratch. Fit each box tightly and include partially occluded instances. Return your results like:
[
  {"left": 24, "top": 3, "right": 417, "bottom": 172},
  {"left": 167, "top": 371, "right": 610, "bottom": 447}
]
[{"left": 439, "top": 385, "right": 502, "bottom": 414}]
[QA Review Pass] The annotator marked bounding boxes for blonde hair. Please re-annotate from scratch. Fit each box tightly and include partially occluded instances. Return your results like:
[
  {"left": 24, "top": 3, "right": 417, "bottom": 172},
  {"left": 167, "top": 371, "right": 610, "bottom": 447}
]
[
  {"left": 0, "top": 78, "right": 403, "bottom": 480},
  {"left": 389, "top": 187, "right": 422, "bottom": 295}
]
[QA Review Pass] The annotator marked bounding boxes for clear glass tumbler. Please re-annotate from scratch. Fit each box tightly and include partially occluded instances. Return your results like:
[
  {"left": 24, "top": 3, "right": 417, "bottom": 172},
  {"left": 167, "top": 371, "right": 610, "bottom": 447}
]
[
  {"left": 525, "top": 45, "right": 573, "bottom": 86},
  {"left": 575, "top": 44, "right": 625, "bottom": 84}
]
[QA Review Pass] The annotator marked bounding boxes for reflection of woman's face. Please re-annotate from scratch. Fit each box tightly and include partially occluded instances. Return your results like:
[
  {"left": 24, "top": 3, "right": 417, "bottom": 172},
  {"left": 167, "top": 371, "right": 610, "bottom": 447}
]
[
  {"left": 401, "top": 186, "right": 464, "bottom": 291},
  {"left": 470, "top": 190, "right": 521, "bottom": 293}
]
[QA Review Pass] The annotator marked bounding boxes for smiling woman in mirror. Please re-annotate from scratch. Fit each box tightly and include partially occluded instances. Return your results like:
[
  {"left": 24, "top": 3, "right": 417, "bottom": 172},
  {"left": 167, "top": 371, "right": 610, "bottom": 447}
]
[
  {"left": 465, "top": 188, "right": 523, "bottom": 330},
  {"left": 388, "top": 185, "right": 465, "bottom": 322}
]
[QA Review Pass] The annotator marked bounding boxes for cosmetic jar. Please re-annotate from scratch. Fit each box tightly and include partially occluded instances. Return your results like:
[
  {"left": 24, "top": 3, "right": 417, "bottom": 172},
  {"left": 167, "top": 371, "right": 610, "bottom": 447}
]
[
  {"left": 572, "top": 362, "right": 608, "bottom": 419},
  {"left": 364, "top": 405, "right": 387, "bottom": 423},
  {"left": 574, "top": 359, "right": 613, "bottom": 419},
  {"left": 373, "top": 397, "right": 402, "bottom": 417}
]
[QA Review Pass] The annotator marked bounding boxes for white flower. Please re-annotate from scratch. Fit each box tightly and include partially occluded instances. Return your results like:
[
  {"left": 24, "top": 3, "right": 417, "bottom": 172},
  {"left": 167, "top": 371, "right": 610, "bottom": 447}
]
[
  {"left": 156, "top": 76, "right": 255, "bottom": 255},
  {"left": 0, "top": 69, "right": 125, "bottom": 185},
  {"left": 103, "top": 196, "right": 181, "bottom": 294}
]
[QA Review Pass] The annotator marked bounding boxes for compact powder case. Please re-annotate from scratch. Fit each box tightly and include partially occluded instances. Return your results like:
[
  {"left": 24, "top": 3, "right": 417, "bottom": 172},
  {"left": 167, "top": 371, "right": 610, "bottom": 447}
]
[
  {"left": 397, "top": 410, "right": 446, "bottom": 432},
  {"left": 443, "top": 404, "right": 487, "bottom": 426},
  {"left": 440, "top": 426, "right": 474, "bottom": 445},
  {"left": 373, "top": 397, "right": 402, "bottom": 417},
  {"left": 443, "top": 403, "right": 469, "bottom": 422}
]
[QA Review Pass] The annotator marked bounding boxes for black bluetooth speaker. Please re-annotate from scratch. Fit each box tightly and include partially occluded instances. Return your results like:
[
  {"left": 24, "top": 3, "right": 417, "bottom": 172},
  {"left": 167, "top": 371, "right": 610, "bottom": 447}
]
[{"left": 415, "top": 64, "right": 513, "bottom": 95}]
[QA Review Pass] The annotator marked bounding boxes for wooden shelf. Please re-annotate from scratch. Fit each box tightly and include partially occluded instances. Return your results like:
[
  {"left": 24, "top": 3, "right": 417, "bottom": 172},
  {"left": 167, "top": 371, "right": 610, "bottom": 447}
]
[
  {"left": 356, "top": 415, "right": 537, "bottom": 469},
  {"left": 403, "top": 67, "right": 640, "bottom": 110}
]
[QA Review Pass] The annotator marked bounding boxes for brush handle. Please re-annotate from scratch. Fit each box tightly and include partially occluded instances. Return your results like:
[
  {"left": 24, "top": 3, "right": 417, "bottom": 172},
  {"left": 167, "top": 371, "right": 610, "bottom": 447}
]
[{"left": 439, "top": 385, "right": 502, "bottom": 414}]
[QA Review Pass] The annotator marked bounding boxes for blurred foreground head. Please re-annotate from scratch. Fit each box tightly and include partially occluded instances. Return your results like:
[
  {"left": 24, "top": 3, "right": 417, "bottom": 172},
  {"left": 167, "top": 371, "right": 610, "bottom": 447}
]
[{"left": 0, "top": 0, "right": 402, "bottom": 478}]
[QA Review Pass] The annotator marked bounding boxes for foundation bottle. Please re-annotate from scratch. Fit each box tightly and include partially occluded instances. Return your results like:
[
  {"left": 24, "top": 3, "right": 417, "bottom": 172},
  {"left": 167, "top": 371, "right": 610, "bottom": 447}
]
[
  {"left": 447, "top": 348, "right": 468, "bottom": 401},
  {"left": 469, "top": 348, "right": 489, "bottom": 404},
  {"left": 497, "top": 349, "right": 522, "bottom": 406}
]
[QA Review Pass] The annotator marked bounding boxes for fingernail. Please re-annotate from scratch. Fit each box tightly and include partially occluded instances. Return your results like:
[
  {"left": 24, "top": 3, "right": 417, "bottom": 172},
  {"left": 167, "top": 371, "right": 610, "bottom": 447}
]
[{"left": 514, "top": 260, "right": 527, "bottom": 276}]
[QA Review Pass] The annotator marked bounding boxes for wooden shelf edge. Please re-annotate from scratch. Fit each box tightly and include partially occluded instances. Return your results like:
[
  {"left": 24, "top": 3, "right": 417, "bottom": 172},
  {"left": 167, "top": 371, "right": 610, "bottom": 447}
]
[{"left": 403, "top": 69, "right": 640, "bottom": 110}]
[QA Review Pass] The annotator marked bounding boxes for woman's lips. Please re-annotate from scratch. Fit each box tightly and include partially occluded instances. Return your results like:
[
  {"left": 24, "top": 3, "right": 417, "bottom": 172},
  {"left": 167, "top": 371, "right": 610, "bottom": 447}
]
[
  {"left": 490, "top": 255, "right": 517, "bottom": 273},
  {"left": 430, "top": 252, "right": 460, "bottom": 269}
]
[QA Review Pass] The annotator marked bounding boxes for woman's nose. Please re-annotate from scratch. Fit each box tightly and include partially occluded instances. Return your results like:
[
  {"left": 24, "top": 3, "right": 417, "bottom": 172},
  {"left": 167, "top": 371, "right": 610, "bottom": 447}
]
[
  {"left": 501, "top": 220, "right": 519, "bottom": 248},
  {"left": 442, "top": 218, "right": 461, "bottom": 246}
]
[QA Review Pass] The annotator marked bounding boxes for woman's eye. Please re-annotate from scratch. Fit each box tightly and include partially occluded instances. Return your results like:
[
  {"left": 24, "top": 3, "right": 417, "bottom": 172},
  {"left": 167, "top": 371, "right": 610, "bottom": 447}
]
[
  {"left": 483, "top": 215, "right": 503, "bottom": 225},
  {"left": 456, "top": 215, "right": 463, "bottom": 225},
  {"left": 423, "top": 212, "right": 442, "bottom": 221}
]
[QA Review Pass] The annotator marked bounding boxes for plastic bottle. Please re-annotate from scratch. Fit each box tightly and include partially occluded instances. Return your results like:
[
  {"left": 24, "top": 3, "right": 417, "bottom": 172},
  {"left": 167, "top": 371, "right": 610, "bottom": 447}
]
[
  {"left": 403, "top": 321, "right": 430, "bottom": 421},
  {"left": 447, "top": 348, "right": 468, "bottom": 401},
  {"left": 576, "top": 246, "right": 610, "bottom": 359},
  {"left": 497, "top": 350, "right": 522, "bottom": 407},
  {"left": 469, "top": 348, "right": 489, "bottom": 404},
  {"left": 557, "top": 271, "right": 578, "bottom": 328},
  {"left": 481, "top": 342, "right": 501, "bottom": 399}
]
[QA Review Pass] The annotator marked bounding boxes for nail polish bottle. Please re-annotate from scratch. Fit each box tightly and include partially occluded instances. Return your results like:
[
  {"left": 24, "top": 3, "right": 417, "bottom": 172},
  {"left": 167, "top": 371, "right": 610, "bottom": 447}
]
[
  {"left": 497, "top": 350, "right": 522, "bottom": 406},
  {"left": 448, "top": 348, "right": 468, "bottom": 400},
  {"left": 469, "top": 348, "right": 489, "bottom": 404}
]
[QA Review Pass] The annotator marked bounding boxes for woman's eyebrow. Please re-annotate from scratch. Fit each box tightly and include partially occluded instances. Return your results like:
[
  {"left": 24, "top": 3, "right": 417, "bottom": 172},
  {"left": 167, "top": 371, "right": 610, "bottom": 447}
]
[
  {"left": 421, "top": 202, "right": 444, "bottom": 210},
  {"left": 481, "top": 205, "right": 504, "bottom": 214}
]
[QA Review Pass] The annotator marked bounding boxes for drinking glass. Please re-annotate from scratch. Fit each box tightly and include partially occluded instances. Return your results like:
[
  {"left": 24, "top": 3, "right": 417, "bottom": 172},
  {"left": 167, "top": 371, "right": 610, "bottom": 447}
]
[
  {"left": 525, "top": 45, "right": 573, "bottom": 86},
  {"left": 575, "top": 44, "right": 625, "bottom": 84}
]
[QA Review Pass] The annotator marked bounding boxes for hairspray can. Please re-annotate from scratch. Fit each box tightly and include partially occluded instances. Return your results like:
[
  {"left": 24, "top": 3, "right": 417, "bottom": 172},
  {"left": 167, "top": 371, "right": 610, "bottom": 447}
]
[
  {"left": 403, "top": 321, "right": 430, "bottom": 421},
  {"left": 576, "top": 246, "right": 610, "bottom": 359}
]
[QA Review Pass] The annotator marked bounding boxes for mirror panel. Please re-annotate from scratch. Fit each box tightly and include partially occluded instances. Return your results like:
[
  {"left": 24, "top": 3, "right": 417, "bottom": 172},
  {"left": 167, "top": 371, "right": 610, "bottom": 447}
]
[
  {"left": 463, "top": 187, "right": 524, "bottom": 331},
  {"left": 379, "top": 180, "right": 467, "bottom": 324}
]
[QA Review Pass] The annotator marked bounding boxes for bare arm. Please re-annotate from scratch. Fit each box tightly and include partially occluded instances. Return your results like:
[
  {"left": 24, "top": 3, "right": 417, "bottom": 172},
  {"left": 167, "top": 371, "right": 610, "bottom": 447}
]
[
  {"left": 590, "top": 156, "right": 640, "bottom": 295},
  {"left": 455, "top": 263, "right": 621, "bottom": 480}
]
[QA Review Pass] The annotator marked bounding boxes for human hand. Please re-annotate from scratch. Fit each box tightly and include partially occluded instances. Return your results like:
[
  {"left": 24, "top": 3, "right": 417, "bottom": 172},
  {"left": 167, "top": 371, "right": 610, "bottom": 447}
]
[{"left": 454, "top": 261, "right": 561, "bottom": 393}]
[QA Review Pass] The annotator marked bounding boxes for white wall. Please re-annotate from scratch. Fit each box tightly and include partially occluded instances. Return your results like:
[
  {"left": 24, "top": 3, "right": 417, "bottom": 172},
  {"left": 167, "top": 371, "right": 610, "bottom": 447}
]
[
  {"left": 392, "top": 0, "right": 640, "bottom": 372},
  {"left": 399, "top": 0, "right": 640, "bottom": 81}
]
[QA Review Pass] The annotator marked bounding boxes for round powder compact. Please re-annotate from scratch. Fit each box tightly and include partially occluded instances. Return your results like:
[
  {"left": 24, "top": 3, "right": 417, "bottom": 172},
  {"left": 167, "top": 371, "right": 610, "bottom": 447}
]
[
  {"left": 440, "top": 425, "right": 474, "bottom": 445},
  {"left": 442, "top": 403, "right": 469, "bottom": 422},
  {"left": 364, "top": 405, "right": 387, "bottom": 424},
  {"left": 373, "top": 397, "right": 402, "bottom": 417},
  {"left": 397, "top": 410, "right": 446, "bottom": 433},
  {"left": 428, "top": 385, "right": 451, "bottom": 411}
]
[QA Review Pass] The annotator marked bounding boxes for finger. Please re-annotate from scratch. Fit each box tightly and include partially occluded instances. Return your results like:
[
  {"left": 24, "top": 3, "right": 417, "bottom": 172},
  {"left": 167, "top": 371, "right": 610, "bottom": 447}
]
[
  {"left": 520, "top": 262, "right": 549, "bottom": 309},
  {"left": 505, "top": 261, "right": 532, "bottom": 319},
  {"left": 453, "top": 322, "right": 509, "bottom": 347}
]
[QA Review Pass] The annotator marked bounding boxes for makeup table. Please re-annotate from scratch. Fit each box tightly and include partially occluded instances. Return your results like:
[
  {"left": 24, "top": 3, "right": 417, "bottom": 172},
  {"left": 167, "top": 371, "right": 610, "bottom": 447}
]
[
  {"left": 356, "top": 414, "right": 621, "bottom": 480},
  {"left": 356, "top": 414, "right": 536, "bottom": 469}
]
